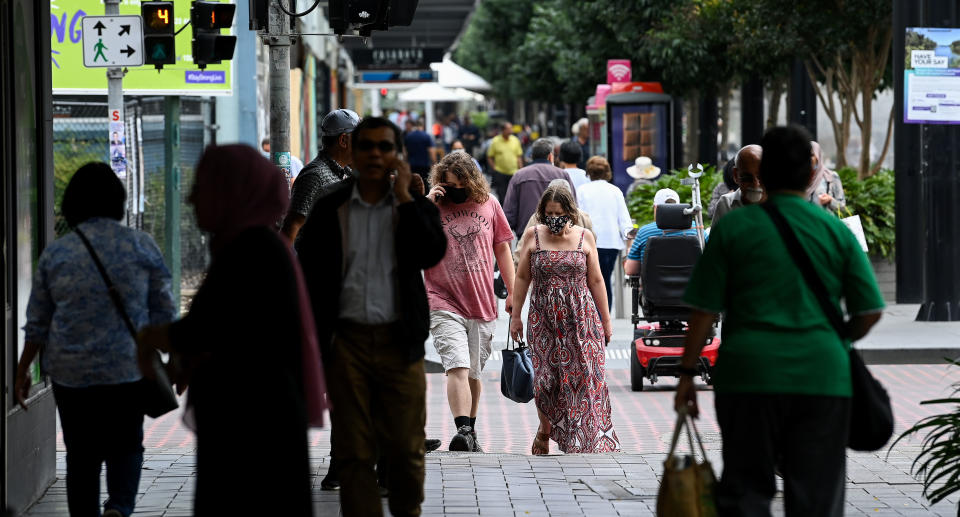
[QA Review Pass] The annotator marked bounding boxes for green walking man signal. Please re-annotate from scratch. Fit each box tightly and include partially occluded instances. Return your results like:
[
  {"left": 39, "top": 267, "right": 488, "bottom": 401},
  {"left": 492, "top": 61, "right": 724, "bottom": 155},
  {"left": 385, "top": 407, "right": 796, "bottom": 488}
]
[
  {"left": 93, "top": 39, "right": 108, "bottom": 62},
  {"left": 142, "top": 1, "right": 176, "bottom": 69}
]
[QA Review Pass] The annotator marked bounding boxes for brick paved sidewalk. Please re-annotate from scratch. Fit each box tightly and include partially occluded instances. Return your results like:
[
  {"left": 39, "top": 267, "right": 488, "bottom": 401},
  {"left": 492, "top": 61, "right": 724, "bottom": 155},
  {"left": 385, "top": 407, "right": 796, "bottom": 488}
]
[
  {"left": 23, "top": 446, "right": 960, "bottom": 516},
  {"left": 25, "top": 364, "right": 960, "bottom": 516}
]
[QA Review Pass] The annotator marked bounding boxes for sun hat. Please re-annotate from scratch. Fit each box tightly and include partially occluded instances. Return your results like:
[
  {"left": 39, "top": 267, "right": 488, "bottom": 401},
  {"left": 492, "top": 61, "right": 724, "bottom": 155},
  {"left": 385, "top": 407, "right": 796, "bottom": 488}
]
[{"left": 626, "top": 156, "right": 661, "bottom": 180}]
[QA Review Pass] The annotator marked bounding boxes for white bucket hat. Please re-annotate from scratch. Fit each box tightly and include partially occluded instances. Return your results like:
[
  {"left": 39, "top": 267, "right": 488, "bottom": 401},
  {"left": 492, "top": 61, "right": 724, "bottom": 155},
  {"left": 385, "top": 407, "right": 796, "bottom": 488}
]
[{"left": 626, "top": 156, "right": 661, "bottom": 180}]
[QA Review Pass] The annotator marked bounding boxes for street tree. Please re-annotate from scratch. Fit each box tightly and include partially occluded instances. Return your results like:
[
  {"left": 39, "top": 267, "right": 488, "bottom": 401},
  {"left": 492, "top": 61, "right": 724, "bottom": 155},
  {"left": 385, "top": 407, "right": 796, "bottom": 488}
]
[{"left": 791, "top": 0, "right": 893, "bottom": 177}]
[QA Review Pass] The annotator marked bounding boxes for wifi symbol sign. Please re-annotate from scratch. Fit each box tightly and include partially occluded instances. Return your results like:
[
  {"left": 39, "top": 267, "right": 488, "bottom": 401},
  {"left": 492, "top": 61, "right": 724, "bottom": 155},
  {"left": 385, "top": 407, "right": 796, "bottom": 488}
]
[{"left": 607, "top": 60, "right": 632, "bottom": 83}]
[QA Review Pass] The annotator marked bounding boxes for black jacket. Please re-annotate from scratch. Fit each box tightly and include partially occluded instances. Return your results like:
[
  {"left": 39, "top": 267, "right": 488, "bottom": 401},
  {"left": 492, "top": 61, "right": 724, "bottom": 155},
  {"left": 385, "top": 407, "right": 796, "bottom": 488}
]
[{"left": 295, "top": 177, "right": 447, "bottom": 362}]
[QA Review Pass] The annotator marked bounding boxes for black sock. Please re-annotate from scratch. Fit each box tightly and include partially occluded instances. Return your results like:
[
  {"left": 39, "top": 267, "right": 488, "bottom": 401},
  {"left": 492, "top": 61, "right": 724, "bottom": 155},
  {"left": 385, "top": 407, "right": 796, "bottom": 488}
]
[
  {"left": 454, "top": 416, "right": 471, "bottom": 429},
  {"left": 470, "top": 417, "right": 476, "bottom": 432}
]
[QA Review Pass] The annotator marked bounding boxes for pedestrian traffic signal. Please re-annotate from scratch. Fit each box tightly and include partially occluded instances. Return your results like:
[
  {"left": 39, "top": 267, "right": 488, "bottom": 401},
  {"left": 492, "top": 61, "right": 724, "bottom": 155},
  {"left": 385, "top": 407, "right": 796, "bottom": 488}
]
[
  {"left": 380, "top": 88, "right": 388, "bottom": 97},
  {"left": 329, "top": 0, "right": 420, "bottom": 37},
  {"left": 190, "top": 1, "right": 237, "bottom": 69},
  {"left": 142, "top": 1, "right": 176, "bottom": 69}
]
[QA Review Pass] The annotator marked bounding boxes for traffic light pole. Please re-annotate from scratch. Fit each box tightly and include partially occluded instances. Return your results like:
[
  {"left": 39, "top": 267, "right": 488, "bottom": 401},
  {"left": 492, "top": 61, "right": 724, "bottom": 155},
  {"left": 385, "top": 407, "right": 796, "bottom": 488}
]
[
  {"left": 105, "top": 0, "right": 126, "bottom": 182},
  {"left": 267, "top": 2, "right": 292, "bottom": 186}
]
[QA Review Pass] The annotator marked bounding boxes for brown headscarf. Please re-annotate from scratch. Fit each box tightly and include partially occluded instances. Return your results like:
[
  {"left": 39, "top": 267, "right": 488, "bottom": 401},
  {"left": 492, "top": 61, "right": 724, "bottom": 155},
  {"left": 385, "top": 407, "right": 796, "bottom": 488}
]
[{"left": 193, "top": 145, "right": 329, "bottom": 427}]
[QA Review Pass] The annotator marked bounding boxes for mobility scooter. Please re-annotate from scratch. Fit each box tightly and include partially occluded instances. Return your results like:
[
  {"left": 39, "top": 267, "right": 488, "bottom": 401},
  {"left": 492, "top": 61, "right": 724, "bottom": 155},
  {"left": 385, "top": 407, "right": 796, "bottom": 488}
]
[{"left": 628, "top": 168, "right": 720, "bottom": 391}]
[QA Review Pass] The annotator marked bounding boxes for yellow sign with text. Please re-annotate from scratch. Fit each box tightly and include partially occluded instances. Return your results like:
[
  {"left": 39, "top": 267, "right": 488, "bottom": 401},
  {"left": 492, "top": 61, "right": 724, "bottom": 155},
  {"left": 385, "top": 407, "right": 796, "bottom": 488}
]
[{"left": 51, "top": 0, "right": 234, "bottom": 95}]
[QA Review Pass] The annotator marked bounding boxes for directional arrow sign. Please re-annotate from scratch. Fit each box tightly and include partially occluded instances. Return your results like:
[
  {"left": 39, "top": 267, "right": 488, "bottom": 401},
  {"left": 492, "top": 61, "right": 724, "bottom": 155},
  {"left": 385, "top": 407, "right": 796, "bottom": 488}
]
[{"left": 81, "top": 15, "right": 144, "bottom": 68}]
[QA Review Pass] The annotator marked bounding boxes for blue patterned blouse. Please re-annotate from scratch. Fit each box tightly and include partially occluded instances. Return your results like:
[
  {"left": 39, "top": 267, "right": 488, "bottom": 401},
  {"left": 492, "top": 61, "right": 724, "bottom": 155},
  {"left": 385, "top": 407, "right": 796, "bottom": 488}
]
[{"left": 23, "top": 218, "right": 177, "bottom": 387}]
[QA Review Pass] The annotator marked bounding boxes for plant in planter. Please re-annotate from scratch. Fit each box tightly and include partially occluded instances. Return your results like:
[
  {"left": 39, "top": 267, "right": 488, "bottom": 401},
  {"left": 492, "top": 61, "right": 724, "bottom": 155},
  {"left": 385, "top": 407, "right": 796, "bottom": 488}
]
[
  {"left": 889, "top": 360, "right": 960, "bottom": 509},
  {"left": 836, "top": 167, "right": 895, "bottom": 260},
  {"left": 626, "top": 165, "right": 720, "bottom": 227}
]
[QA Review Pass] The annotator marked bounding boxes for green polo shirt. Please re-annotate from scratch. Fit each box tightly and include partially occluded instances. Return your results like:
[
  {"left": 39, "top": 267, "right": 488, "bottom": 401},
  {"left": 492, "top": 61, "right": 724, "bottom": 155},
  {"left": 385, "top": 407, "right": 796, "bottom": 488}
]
[{"left": 683, "top": 194, "right": 884, "bottom": 397}]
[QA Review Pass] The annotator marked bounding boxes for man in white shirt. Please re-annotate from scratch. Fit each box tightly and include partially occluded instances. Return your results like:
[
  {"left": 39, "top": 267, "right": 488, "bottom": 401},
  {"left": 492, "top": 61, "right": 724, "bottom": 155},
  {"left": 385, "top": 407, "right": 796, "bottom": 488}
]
[{"left": 558, "top": 140, "right": 590, "bottom": 189}]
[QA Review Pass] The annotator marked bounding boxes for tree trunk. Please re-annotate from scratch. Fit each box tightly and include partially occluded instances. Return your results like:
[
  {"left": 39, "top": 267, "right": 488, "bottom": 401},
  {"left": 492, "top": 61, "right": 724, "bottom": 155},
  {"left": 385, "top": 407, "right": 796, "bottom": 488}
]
[
  {"left": 837, "top": 97, "right": 851, "bottom": 169},
  {"left": 870, "top": 104, "right": 895, "bottom": 177},
  {"left": 767, "top": 81, "right": 784, "bottom": 128},
  {"left": 858, "top": 88, "right": 873, "bottom": 179}
]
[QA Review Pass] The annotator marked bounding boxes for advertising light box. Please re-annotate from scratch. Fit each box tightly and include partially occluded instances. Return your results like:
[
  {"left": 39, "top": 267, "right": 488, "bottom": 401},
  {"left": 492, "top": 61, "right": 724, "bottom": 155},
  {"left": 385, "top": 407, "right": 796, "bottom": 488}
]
[
  {"left": 51, "top": 0, "right": 233, "bottom": 95},
  {"left": 606, "top": 92, "right": 675, "bottom": 194},
  {"left": 904, "top": 27, "right": 960, "bottom": 124}
]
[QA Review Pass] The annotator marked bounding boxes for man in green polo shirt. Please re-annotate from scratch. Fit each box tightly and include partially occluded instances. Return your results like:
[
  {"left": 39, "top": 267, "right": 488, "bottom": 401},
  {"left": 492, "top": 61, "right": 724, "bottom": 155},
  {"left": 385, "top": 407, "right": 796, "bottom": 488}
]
[{"left": 674, "top": 125, "right": 884, "bottom": 516}]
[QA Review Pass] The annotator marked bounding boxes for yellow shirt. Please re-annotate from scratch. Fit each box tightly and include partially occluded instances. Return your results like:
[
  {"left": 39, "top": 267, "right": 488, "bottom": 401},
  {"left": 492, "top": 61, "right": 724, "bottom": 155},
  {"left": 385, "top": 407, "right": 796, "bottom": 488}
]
[{"left": 487, "top": 135, "right": 523, "bottom": 175}]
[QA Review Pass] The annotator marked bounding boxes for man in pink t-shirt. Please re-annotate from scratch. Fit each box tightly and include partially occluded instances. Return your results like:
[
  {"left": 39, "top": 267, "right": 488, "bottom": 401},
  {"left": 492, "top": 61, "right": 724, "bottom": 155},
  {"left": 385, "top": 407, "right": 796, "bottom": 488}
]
[{"left": 425, "top": 151, "right": 516, "bottom": 452}]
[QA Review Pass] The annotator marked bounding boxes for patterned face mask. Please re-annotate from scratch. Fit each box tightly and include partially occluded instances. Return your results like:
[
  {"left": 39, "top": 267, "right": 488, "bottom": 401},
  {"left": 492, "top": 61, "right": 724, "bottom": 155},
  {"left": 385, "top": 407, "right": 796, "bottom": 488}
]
[{"left": 544, "top": 214, "right": 570, "bottom": 235}]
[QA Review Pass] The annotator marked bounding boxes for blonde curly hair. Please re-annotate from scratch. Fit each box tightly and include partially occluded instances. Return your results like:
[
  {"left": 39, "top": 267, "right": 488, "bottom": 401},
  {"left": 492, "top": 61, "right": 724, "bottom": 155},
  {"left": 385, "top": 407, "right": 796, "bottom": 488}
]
[{"left": 428, "top": 152, "right": 490, "bottom": 204}]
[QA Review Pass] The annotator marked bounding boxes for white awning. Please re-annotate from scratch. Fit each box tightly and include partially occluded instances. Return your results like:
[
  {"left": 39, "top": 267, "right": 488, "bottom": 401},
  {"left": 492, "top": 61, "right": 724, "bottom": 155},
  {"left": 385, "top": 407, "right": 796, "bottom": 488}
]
[
  {"left": 398, "top": 82, "right": 478, "bottom": 102},
  {"left": 430, "top": 58, "right": 492, "bottom": 92}
]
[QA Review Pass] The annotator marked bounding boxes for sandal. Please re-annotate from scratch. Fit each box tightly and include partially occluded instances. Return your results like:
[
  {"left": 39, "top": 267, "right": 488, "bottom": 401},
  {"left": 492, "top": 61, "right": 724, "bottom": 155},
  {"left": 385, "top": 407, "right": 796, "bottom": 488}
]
[{"left": 531, "top": 429, "right": 550, "bottom": 455}]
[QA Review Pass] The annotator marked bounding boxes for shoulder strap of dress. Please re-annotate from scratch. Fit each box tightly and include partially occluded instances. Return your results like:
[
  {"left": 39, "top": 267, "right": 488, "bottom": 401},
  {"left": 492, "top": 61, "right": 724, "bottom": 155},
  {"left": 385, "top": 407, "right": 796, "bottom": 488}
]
[
  {"left": 534, "top": 225, "right": 541, "bottom": 251},
  {"left": 577, "top": 229, "right": 585, "bottom": 250}
]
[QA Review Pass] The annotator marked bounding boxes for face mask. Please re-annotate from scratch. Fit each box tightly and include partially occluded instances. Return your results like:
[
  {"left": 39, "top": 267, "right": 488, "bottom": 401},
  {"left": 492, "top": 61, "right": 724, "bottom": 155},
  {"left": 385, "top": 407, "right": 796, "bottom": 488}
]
[
  {"left": 544, "top": 214, "right": 570, "bottom": 235},
  {"left": 743, "top": 187, "right": 764, "bottom": 204},
  {"left": 445, "top": 186, "right": 469, "bottom": 204}
]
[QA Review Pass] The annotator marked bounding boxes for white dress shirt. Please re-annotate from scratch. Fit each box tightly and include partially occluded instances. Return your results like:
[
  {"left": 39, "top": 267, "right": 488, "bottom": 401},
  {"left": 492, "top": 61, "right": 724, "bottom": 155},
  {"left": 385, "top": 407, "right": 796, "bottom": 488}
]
[
  {"left": 338, "top": 185, "right": 399, "bottom": 324},
  {"left": 576, "top": 179, "right": 633, "bottom": 250}
]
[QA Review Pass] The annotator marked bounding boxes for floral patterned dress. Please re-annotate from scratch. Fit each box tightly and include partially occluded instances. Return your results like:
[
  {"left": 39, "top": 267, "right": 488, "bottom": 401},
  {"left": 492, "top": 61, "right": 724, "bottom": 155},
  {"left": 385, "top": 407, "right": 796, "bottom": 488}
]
[{"left": 527, "top": 227, "right": 621, "bottom": 453}]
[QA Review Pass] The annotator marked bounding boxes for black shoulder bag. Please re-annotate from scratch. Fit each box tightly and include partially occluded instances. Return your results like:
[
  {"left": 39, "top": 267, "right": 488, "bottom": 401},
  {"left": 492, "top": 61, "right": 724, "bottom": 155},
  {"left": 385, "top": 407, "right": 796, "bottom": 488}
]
[
  {"left": 760, "top": 202, "right": 893, "bottom": 452},
  {"left": 75, "top": 228, "right": 179, "bottom": 419}
]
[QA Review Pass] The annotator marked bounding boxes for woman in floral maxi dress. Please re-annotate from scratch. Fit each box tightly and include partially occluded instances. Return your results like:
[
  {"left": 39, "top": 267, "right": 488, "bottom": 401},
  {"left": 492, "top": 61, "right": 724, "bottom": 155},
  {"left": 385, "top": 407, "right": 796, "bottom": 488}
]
[{"left": 510, "top": 183, "right": 621, "bottom": 454}]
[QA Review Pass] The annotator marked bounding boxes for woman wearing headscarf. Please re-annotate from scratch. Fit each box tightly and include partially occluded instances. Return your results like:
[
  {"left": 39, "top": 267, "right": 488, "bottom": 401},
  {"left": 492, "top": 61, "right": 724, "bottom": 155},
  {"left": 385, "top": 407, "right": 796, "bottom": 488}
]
[
  {"left": 17, "top": 162, "right": 177, "bottom": 517},
  {"left": 806, "top": 141, "right": 846, "bottom": 213},
  {"left": 138, "top": 145, "right": 327, "bottom": 516}
]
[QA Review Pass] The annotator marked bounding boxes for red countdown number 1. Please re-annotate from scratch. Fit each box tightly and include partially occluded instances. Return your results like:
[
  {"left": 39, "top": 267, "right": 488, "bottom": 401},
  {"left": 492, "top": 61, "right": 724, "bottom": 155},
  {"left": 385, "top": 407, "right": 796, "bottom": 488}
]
[{"left": 211, "top": 11, "right": 215, "bottom": 26}]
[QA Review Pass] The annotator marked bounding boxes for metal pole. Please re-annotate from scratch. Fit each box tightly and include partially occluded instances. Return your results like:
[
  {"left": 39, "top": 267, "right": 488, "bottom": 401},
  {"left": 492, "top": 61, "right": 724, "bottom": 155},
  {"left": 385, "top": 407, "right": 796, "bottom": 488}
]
[
  {"left": 164, "top": 97, "right": 181, "bottom": 313},
  {"left": 267, "top": 2, "right": 292, "bottom": 187},
  {"left": 105, "top": 0, "right": 127, "bottom": 187}
]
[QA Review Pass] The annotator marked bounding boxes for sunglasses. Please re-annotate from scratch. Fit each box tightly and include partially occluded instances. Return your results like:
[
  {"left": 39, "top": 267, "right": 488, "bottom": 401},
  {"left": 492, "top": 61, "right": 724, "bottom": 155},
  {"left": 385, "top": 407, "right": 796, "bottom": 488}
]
[{"left": 355, "top": 139, "right": 397, "bottom": 152}]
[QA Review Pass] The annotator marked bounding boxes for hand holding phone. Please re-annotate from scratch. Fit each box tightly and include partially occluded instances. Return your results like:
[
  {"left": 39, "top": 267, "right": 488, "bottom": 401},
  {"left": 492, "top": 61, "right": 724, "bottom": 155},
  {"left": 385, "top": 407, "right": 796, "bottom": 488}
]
[{"left": 428, "top": 184, "right": 446, "bottom": 203}]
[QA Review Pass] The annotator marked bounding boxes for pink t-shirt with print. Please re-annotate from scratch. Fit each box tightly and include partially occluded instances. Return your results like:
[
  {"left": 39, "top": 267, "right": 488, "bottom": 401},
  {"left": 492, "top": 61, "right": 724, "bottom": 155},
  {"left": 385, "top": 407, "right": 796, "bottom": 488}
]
[{"left": 425, "top": 197, "right": 514, "bottom": 322}]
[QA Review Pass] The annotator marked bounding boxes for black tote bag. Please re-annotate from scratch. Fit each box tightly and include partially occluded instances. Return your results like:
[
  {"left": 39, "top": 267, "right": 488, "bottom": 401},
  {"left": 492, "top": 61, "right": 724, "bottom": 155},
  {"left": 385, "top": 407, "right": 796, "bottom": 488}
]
[
  {"left": 501, "top": 333, "right": 535, "bottom": 403},
  {"left": 760, "top": 202, "right": 893, "bottom": 452}
]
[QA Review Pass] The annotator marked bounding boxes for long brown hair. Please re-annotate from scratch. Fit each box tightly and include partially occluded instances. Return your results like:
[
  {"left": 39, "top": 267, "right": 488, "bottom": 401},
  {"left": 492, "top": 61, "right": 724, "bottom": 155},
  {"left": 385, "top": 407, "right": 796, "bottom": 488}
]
[
  {"left": 428, "top": 152, "right": 490, "bottom": 204},
  {"left": 535, "top": 183, "right": 583, "bottom": 227}
]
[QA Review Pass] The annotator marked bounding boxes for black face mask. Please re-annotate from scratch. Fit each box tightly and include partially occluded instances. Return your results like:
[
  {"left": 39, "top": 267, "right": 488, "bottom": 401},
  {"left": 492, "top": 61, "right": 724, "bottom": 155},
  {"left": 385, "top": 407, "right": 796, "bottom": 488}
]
[{"left": 445, "top": 186, "right": 469, "bottom": 204}]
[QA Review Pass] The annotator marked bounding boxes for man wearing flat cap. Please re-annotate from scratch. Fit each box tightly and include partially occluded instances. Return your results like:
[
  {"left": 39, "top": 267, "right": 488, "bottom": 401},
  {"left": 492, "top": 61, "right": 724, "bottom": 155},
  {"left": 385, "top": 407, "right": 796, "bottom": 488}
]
[{"left": 282, "top": 109, "right": 361, "bottom": 243}]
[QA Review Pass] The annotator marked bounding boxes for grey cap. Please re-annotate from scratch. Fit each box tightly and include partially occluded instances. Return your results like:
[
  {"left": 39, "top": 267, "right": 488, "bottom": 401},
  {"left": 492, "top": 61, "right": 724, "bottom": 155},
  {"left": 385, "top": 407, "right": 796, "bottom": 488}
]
[{"left": 321, "top": 109, "right": 360, "bottom": 136}]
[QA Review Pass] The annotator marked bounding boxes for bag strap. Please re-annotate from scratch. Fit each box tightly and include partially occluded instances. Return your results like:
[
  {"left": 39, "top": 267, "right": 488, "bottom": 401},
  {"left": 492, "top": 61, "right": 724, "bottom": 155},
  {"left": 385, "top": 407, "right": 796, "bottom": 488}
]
[
  {"left": 667, "top": 412, "right": 707, "bottom": 460},
  {"left": 74, "top": 228, "right": 138, "bottom": 339},
  {"left": 759, "top": 202, "right": 846, "bottom": 339},
  {"left": 505, "top": 330, "right": 525, "bottom": 351}
]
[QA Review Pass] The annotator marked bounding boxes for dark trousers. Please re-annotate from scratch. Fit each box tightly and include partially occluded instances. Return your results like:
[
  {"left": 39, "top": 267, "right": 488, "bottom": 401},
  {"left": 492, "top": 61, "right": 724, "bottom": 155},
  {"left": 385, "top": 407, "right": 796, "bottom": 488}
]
[
  {"left": 715, "top": 392, "right": 850, "bottom": 517},
  {"left": 597, "top": 248, "right": 620, "bottom": 310},
  {"left": 328, "top": 321, "right": 427, "bottom": 516},
  {"left": 53, "top": 382, "right": 144, "bottom": 517},
  {"left": 490, "top": 169, "right": 513, "bottom": 204}
]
